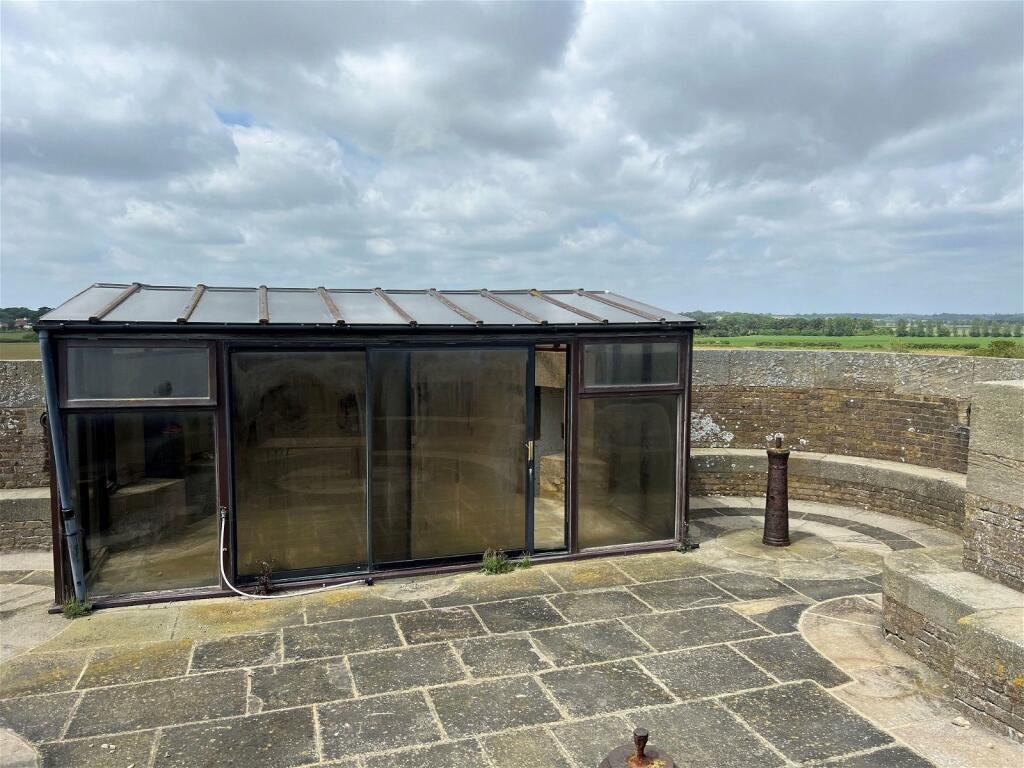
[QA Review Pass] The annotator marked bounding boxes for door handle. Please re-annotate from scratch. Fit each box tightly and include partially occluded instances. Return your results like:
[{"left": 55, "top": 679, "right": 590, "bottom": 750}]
[{"left": 526, "top": 440, "right": 534, "bottom": 461}]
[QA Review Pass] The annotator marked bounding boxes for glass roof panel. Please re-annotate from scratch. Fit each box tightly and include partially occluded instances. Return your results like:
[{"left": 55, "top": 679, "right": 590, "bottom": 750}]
[
  {"left": 267, "top": 290, "right": 334, "bottom": 324},
  {"left": 600, "top": 292, "right": 682, "bottom": 321},
  {"left": 190, "top": 289, "right": 258, "bottom": 323},
  {"left": 105, "top": 287, "right": 194, "bottom": 322},
  {"left": 385, "top": 292, "right": 472, "bottom": 325},
  {"left": 544, "top": 292, "right": 643, "bottom": 323},
  {"left": 439, "top": 292, "right": 530, "bottom": 325},
  {"left": 329, "top": 291, "right": 406, "bottom": 325},
  {"left": 495, "top": 292, "right": 588, "bottom": 324},
  {"left": 42, "top": 285, "right": 126, "bottom": 322}
]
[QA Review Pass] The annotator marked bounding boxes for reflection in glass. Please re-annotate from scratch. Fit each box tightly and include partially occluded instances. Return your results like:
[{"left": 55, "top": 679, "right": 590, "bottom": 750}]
[
  {"left": 232, "top": 352, "right": 367, "bottom": 576},
  {"left": 68, "top": 411, "right": 217, "bottom": 596},
  {"left": 534, "top": 346, "right": 567, "bottom": 551},
  {"left": 372, "top": 349, "right": 527, "bottom": 563},
  {"left": 583, "top": 342, "right": 678, "bottom": 387},
  {"left": 66, "top": 346, "right": 210, "bottom": 400},
  {"left": 578, "top": 396, "right": 678, "bottom": 548}
]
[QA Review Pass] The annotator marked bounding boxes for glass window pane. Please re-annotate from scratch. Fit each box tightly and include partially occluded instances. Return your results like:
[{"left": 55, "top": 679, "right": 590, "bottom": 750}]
[
  {"left": 578, "top": 395, "right": 678, "bottom": 548},
  {"left": 232, "top": 351, "right": 368, "bottom": 577},
  {"left": 66, "top": 346, "right": 210, "bottom": 400},
  {"left": 43, "top": 285, "right": 126, "bottom": 322},
  {"left": 583, "top": 342, "right": 678, "bottom": 387},
  {"left": 545, "top": 293, "right": 644, "bottom": 323},
  {"left": 534, "top": 346, "right": 567, "bottom": 551},
  {"left": 372, "top": 349, "right": 527, "bottom": 563},
  {"left": 68, "top": 411, "right": 218, "bottom": 596}
]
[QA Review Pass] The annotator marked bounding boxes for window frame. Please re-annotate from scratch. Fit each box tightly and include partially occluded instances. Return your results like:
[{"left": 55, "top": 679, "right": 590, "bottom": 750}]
[
  {"left": 577, "top": 335, "right": 688, "bottom": 396},
  {"left": 59, "top": 339, "right": 218, "bottom": 408}
]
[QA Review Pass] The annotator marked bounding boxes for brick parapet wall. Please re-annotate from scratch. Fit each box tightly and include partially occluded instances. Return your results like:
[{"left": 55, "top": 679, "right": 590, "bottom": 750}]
[
  {"left": 882, "top": 596, "right": 957, "bottom": 676},
  {"left": 690, "top": 350, "right": 1024, "bottom": 474},
  {"left": 0, "top": 361, "right": 48, "bottom": 489}
]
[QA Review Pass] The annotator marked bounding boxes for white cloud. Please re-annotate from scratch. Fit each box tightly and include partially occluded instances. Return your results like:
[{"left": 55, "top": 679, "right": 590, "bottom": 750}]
[{"left": 1, "top": 1, "right": 1020, "bottom": 313}]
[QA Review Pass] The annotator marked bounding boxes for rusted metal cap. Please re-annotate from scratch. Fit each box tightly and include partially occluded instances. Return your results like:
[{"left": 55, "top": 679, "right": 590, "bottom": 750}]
[{"left": 599, "top": 728, "right": 677, "bottom": 768}]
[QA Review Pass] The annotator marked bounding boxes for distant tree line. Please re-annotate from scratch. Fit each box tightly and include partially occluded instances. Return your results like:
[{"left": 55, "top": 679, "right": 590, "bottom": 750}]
[
  {"left": 0, "top": 306, "right": 52, "bottom": 327},
  {"left": 687, "top": 311, "right": 1022, "bottom": 337}
]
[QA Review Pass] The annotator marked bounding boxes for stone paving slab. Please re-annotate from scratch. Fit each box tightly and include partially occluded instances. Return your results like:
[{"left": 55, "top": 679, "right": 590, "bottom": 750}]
[
  {"left": 154, "top": 708, "right": 317, "bottom": 768},
  {"left": 429, "top": 675, "right": 561, "bottom": 738},
  {"left": 547, "top": 587, "right": 651, "bottom": 622},
  {"left": 394, "top": 606, "right": 486, "bottom": 644},
  {"left": 722, "top": 681, "right": 893, "bottom": 763},
  {"left": 540, "top": 659, "right": 674, "bottom": 717},
  {"left": 531, "top": 619, "right": 650, "bottom": 667},
  {"left": 639, "top": 644, "right": 774, "bottom": 699},
  {"left": 734, "top": 632, "right": 852, "bottom": 687},
  {"left": 348, "top": 642, "right": 464, "bottom": 695},
  {"left": 455, "top": 634, "right": 551, "bottom": 677},
  {"left": 318, "top": 691, "right": 441, "bottom": 760},
  {"left": 249, "top": 657, "right": 354, "bottom": 710},
  {"left": 473, "top": 595, "right": 566, "bottom": 633},
  {"left": 39, "top": 730, "right": 157, "bottom": 768},
  {"left": 7, "top": 510, "right": 1023, "bottom": 768},
  {"left": 625, "top": 605, "right": 769, "bottom": 651},
  {"left": 283, "top": 615, "right": 400, "bottom": 660},
  {"left": 68, "top": 670, "right": 248, "bottom": 738}
]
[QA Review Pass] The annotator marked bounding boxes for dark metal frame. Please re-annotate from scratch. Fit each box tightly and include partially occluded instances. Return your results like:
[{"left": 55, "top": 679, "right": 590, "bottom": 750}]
[{"left": 42, "top": 324, "right": 696, "bottom": 607}]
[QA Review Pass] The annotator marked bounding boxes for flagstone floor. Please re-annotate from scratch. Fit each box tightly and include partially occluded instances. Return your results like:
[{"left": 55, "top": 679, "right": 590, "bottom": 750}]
[{"left": 1, "top": 498, "right": 1022, "bottom": 768}]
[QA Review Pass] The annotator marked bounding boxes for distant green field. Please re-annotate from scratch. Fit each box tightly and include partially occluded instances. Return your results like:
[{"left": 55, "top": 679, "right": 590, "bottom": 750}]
[
  {"left": 695, "top": 334, "right": 1023, "bottom": 356},
  {"left": 0, "top": 330, "right": 39, "bottom": 359}
]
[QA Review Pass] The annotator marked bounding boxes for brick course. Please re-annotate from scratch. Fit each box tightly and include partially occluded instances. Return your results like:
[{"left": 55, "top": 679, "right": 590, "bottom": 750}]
[{"left": 691, "top": 386, "right": 969, "bottom": 473}]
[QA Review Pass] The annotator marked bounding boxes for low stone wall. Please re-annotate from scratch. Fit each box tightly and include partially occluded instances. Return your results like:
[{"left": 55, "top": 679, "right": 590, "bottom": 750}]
[
  {"left": 691, "top": 350, "right": 1024, "bottom": 473},
  {"left": 690, "top": 448, "right": 966, "bottom": 533},
  {"left": 961, "top": 380, "right": 1024, "bottom": 590},
  {"left": 883, "top": 547, "right": 1024, "bottom": 742},
  {"left": 0, "top": 488, "right": 51, "bottom": 550}
]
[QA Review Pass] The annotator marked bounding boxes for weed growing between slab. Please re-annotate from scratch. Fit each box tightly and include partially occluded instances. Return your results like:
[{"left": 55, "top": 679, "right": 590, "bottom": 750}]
[
  {"left": 61, "top": 598, "right": 92, "bottom": 619},
  {"left": 481, "top": 548, "right": 532, "bottom": 574},
  {"left": 255, "top": 560, "right": 275, "bottom": 595}
]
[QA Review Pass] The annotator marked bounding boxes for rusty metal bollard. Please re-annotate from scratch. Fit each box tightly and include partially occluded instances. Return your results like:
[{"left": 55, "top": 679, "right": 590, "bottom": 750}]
[
  {"left": 599, "top": 727, "right": 676, "bottom": 767},
  {"left": 763, "top": 435, "right": 791, "bottom": 547}
]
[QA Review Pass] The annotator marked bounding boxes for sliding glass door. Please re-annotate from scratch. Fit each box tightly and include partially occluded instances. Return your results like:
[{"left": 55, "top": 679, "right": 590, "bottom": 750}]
[
  {"left": 370, "top": 348, "right": 529, "bottom": 564},
  {"left": 231, "top": 351, "right": 368, "bottom": 577}
]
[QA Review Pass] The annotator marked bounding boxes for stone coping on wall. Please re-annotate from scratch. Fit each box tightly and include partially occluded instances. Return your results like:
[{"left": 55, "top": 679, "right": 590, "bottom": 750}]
[
  {"left": 882, "top": 546, "right": 1024, "bottom": 742},
  {"left": 692, "top": 349, "right": 1024, "bottom": 397}
]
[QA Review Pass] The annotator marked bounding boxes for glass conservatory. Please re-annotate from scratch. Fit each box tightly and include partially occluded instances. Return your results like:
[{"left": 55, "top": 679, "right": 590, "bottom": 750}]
[{"left": 37, "top": 284, "right": 697, "bottom": 606}]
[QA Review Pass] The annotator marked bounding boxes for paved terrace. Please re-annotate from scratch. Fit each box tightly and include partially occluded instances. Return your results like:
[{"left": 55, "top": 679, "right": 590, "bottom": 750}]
[{"left": 2, "top": 499, "right": 1022, "bottom": 768}]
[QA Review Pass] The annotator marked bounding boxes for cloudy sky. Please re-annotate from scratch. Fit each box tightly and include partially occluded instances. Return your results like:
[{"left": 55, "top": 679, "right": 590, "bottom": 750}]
[{"left": 2, "top": 2, "right": 1021, "bottom": 313}]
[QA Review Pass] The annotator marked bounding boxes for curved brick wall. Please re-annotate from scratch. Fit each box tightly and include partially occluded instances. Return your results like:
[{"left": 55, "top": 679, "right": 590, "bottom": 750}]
[{"left": 690, "top": 350, "right": 1024, "bottom": 473}]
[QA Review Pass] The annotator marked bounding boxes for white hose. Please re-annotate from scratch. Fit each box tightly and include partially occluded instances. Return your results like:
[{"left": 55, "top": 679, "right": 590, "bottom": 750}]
[{"left": 218, "top": 514, "right": 365, "bottom": 599}]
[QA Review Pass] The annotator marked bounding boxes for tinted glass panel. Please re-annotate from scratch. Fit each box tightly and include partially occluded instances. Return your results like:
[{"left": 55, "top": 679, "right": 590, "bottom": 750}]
[
  {"left": 43, "top": 285, "right": 125, "bottom": 322},
  {"left": 372, "top": 349, "right": 527, "bottom": 562},
  {"left": 578, "top": 396, "right": 677, "bottom": 548},
  {"left": 534, "top": 346, "right": 567, "bottom": 551},
  {"left": 583, "top": 342, "right": 678, "bottom": 387},
  {"left": 232, "top": 351, "right": 367, "bottom": 577},
  {"left": 384, "top": 292, "right": 472, "bottom": 325},
  {"left": 267, "top": 290, "right": 334, "bottom": 324},
  {"left": 66, "top": 346, "right": 210, "bottom": 401},
  {"left": 68, "top": 411, "right": 217, "bottom": 596},
  {"left": 546, "top": 293, "right": 643, "bottom": 323},
  {"left": 190, "top": 289, "right": 257, "bottom": 323},
  {"left": 495, "top": 293, "right": 585, "bottom": 324},
  {"left": 328, "top": 291, "right": 405, "bottom": 325},
  {"left": 440, "top": 293, "right": 527, "bottom": 324},
  {"left": 105, "top": 287, "right": 194, "bottom": 322}
]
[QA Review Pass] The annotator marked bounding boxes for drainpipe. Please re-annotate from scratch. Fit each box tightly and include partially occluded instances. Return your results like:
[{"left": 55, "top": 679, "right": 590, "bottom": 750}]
[{"left": 38, "top": 330, "right": 87, "bottom": 602}]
